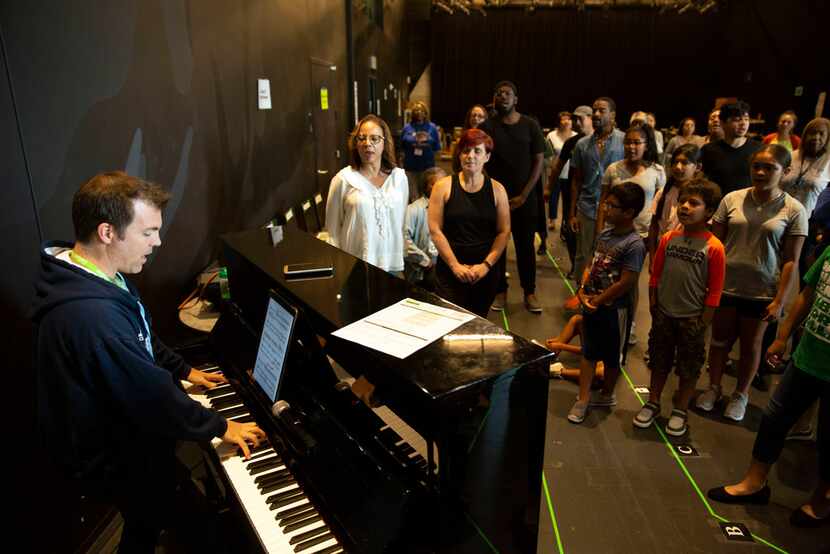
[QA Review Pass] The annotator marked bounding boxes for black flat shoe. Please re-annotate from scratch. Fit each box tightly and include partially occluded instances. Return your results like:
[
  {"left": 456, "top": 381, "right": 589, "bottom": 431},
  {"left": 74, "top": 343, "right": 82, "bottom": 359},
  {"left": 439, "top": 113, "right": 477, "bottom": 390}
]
[
  {"left": 790, "top": 507, "right": 830, "bottom": 528},
  {"left": 707, "top": 485, "right": 771, "bottom": 505}
]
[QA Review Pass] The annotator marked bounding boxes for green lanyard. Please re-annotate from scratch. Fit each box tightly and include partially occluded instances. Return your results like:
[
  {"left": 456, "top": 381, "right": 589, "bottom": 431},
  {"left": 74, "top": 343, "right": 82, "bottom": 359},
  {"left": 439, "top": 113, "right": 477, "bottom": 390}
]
[
  {"left": 69, "top": 250, "right": 127, "bottom": 291},
  {"left": 68, "top": 249, "right": 154, "bottom": 359}
]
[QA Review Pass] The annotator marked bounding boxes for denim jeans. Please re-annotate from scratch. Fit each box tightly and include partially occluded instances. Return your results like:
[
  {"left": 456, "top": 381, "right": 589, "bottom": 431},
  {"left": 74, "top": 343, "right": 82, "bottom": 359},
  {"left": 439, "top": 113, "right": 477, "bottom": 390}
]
[{"left": 752, "top": 361, "right": 829, "bottom": 481}]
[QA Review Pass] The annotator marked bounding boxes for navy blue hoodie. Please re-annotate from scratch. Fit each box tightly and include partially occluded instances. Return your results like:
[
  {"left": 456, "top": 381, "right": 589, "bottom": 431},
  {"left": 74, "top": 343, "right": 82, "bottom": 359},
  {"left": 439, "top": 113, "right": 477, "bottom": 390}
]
[{"left": 32, "top": 241, "right": 226, "bottom": 480}]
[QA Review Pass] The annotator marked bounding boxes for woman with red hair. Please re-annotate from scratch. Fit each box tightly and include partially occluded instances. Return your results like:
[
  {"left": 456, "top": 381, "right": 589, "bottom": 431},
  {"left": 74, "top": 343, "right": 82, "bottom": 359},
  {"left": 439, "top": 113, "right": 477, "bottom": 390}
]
[{"left": 428, "top": 129, "right": 511, "bottom": 316}]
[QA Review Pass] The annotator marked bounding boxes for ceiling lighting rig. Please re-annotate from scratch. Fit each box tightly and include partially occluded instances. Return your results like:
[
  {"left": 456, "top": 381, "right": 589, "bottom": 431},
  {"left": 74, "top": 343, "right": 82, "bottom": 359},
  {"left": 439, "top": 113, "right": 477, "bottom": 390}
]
[{"left": 432, "top": 0, "right": 723, "bottom": 14}]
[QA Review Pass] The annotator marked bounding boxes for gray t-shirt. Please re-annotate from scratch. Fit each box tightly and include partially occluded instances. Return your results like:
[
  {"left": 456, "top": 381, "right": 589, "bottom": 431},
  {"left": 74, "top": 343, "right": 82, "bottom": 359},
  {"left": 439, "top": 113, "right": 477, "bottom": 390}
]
[
  {"left": 650, "top": 230, "right": 725, "bottom": 318},
  {"left": 713, "top": 188, "right": 808, "bottom": 299}
]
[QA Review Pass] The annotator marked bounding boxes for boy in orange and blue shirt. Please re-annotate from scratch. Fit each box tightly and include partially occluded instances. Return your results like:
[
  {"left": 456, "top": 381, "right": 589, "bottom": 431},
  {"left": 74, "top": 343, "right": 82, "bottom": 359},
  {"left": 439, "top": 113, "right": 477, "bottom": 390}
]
[{"left": 635, "top": 178, "right": 725, "bottom": 436}]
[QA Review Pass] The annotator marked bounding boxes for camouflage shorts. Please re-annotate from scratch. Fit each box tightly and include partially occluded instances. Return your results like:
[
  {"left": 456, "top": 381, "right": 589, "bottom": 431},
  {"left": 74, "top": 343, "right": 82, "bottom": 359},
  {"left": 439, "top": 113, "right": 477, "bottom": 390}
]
[{"left": 647, "top": 309, "right": 707, "bottom": 380}]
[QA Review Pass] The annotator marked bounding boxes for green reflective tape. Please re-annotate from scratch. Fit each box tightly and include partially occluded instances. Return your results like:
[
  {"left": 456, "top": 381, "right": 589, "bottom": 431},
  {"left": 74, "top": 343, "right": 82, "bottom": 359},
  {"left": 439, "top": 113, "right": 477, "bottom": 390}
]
[
  {"left": 464, "top": 512, "right": 500, "bottom": 553},
  {"left": 618, "top": 365, "right": 789, "bottom": 553},
  {"left": 546, "top": 250, "right": 576, "bottom": 296},
  {"left": 545, "top": 248, "right": 790, "bottom": 554},
  {"left": 542, "top": 471, "right": 565, "bottom": 554}
]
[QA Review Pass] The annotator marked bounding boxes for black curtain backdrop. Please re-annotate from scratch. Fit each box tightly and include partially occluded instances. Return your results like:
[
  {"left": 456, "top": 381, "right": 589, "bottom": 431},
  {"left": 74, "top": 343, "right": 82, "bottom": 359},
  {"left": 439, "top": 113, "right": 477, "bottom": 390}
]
[{"left": 431, "top": 0, "right": 828, "bottom": 134}]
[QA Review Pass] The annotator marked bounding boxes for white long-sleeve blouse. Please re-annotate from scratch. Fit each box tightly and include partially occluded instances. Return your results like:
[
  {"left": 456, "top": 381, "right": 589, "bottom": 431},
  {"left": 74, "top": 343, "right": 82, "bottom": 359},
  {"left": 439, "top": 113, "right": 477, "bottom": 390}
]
[{"left": 325, "top": 166, "right": 409, "bottom": 272}]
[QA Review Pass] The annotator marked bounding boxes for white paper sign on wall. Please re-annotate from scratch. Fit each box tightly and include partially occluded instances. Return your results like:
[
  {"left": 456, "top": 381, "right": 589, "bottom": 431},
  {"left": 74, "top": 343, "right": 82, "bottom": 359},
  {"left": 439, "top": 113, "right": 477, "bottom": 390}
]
[{"left": 258, "top": 79, "right": 272, "bottom": 110}]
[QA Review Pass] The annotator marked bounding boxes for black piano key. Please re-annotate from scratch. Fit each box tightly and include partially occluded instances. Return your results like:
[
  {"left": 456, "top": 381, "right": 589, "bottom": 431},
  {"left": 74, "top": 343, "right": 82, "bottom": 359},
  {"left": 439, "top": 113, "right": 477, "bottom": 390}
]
[
  {"left": 232, "top": 414, "right": 256, "bottom": 424},
  {"left": 377, "top": 427, "right": 403, "bottom": 448},
  {"left": 197, "top": 364, "right": 221, "bottom": 373},
  {"left": 391, "top": 446, "right": 414, "bottom": 465},
  {"left": 245, "top": 443, "right": 272, "bottom": 457},
  {"left": 405, "top": 454, "right": 428, "bottom": 473},
  {"left": 247, "top": 457, "right": 281, "bottom": 475},
  {"left": 255, "top": 467, "right": 291, "bottom": 485},
  {"left": 206, "top": 384, "right": 233, "bottom": 398},
  {"left": 275, "top": 502, "right": 313, "bottom": 520},
  {"left": 290, "top": 528, "right": 331, "bottom": 549},
  {"left": 245, "top": 451, "right": 281, "bottom": 466},
  {"left": 309, "top": 545, "right": 342, "bottom": 554},
  {"left": 217, "top": 405, "right": 248, "bottom": 418},
  {"left": 283, "top": 513, "right": 323, "bottom": 533},
  {"left": 260, "top": 475, "right": 296, "bottom": 494},
  {"left": 267, "top": 489, "right": 306, "bottom": 509},
  {"left": 278, "top": 507, "right": 318, "bottom": 527},
  {"left": 246, "top": 450, "right": 276, "bottom": 465},
  {"left": 246, "top": 453, "right": 278, "bottom": 468},
  {"left": 209, "top": 394, "right": 241, "bottom": 410},
  {"left": 398, "top": 443, "right": 415, "bottom": 456}
]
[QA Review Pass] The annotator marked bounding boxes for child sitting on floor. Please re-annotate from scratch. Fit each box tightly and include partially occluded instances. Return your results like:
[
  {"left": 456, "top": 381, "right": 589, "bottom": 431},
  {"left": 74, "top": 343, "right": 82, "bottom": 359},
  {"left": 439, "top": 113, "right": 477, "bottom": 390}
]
[
  {"left": 634, "top": 178, "right": 725, "bottom": 436},
  {"left": 545, "top": 313, "right": 605, "bottom": 383}
]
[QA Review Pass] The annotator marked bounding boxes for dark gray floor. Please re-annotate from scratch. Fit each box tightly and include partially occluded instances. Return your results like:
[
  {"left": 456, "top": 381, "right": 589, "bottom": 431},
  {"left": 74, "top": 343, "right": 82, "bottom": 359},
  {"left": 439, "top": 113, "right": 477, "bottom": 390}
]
[{"left": 487, "top": 219, "right": 827, "bottom": 554}]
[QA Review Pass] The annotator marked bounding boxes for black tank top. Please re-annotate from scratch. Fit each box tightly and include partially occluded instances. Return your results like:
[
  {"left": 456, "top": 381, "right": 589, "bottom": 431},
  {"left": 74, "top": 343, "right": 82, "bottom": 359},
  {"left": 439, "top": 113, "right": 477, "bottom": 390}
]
[{"left": 441, "top": 173, "right": 498, "bottom": 264}]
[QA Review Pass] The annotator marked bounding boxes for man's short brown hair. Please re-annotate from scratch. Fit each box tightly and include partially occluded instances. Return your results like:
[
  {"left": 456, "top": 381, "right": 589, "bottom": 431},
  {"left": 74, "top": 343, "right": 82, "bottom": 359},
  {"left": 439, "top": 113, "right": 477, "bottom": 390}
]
[{"left": 72, "top": 171, "right": 171, "bottom": 242}]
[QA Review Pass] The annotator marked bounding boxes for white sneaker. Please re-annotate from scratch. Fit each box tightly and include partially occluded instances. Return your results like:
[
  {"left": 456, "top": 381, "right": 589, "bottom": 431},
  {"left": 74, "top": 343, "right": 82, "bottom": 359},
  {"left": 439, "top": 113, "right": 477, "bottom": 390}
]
[
  {"left": 695, "top": 384, "right": 721, "bottom": 412},
  {"left": 567, "top": 400, "right": 589, "bottom": 423},
  {"left": 724, "top": 391, "right": 749, "bottom": 422}
]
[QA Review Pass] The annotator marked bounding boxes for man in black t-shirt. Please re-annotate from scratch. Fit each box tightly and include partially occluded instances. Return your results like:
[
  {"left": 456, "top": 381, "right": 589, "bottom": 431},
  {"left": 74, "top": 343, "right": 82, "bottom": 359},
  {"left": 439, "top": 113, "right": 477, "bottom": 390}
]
[
  {"left": 701, "top": 101, "right": 761, "bottom": 196},
  {"left": 479, "top": 81, "right": 546, "bottom": 313}
]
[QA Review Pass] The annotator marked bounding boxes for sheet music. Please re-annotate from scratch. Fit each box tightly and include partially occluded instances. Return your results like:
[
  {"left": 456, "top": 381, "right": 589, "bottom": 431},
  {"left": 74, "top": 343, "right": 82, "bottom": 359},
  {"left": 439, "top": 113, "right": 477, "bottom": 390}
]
[
  {"left": 253, "top": 297, "right": 295, "bottom": 401},
  {"left": 331, "top": 298, "right": 474, "bottom": 359}
]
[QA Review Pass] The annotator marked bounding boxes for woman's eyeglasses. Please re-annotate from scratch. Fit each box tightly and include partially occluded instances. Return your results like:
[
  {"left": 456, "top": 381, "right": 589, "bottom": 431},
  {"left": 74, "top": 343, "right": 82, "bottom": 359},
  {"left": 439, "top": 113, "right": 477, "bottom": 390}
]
[{"left": 355, "top": 135, "right": 385, "bottom": 145}]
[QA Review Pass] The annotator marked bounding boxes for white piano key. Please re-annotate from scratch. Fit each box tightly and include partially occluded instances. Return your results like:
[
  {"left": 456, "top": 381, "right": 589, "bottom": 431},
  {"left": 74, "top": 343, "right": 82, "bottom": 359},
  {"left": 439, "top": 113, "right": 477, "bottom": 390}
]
[{"left": 188, "top": 389, "right": 342, "bottom": 554}]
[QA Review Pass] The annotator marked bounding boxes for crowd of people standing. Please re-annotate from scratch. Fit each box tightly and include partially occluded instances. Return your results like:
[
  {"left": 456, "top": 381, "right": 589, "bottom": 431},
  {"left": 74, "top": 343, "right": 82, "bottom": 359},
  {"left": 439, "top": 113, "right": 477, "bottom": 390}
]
[{"left": 323, "top": 87, "right": 830, "bottom": 529}]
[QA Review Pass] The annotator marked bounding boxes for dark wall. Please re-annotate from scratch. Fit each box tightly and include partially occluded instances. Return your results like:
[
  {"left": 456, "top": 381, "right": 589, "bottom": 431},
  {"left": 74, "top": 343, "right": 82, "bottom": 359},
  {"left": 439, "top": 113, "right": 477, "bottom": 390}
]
[
  {"left": 431, "top": 0, "right": 828, "bottom": 133},
  {"left": 1, "top": 0, "right": 411, "bottom": 550},
  {"left": 352, "top": 0, "right": 411, "bottom": 133}
]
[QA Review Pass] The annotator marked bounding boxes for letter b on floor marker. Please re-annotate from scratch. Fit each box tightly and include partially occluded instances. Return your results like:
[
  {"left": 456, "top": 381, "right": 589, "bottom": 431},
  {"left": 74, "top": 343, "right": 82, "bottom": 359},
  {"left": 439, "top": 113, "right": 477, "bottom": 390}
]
[{"left": 718, "top": 522, "right": 754, "bottom": 543}]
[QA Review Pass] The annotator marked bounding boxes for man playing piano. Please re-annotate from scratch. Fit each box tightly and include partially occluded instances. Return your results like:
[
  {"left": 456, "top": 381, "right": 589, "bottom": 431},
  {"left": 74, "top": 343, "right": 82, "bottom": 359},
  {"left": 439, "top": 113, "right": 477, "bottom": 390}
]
[{"left": 33, "top": 172, "right": 265, "bottom": 553}]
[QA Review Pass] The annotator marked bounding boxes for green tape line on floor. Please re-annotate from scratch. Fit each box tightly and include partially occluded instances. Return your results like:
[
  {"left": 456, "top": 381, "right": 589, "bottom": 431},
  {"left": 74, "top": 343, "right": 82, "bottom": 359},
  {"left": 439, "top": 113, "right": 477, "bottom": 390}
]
[
  {"left": 543, "top": 471, "right": 566, "bottom": 554},
  {"left": 618, "top": 366, "right": 789, "bottom": 554},
  {"left": 543, "top": 247, "right": 789, "bottom": 553}
]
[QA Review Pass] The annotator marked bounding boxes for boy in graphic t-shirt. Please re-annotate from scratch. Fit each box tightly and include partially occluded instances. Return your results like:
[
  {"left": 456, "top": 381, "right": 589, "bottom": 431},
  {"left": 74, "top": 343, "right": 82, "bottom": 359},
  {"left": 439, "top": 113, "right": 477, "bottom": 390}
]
[
  {"left": 635, "top": 179, "right": 725, "bottom": 436},
  {"left": 568, "top": 182, "right": 646, "bottom": 424}
]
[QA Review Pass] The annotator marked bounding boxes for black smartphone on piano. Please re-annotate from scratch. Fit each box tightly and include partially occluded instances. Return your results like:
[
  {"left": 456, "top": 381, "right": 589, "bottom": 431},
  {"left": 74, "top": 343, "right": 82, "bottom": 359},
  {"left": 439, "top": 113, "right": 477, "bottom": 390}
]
[{"left": 282, "top": 262, "right": 334, "bottom": 280}]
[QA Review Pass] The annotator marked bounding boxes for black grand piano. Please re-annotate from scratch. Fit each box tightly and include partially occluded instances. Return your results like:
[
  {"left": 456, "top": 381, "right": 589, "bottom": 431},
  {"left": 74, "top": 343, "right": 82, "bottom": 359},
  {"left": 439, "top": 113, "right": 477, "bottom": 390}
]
[{"left": 189, "top": 226, "right": 552, "bottom": 553}]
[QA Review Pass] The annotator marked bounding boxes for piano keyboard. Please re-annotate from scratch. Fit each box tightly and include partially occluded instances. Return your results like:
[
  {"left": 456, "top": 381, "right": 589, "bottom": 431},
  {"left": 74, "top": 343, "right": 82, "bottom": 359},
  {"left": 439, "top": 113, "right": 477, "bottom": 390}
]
[
  {"left": 328, "top": 368, "right": 438, "bottom": 475},
  {"left": 372, "top": 405, "right": 437, "bottom": 473},
  {"left": 188, "top": 378, "right": 344, "bottom": 554}
]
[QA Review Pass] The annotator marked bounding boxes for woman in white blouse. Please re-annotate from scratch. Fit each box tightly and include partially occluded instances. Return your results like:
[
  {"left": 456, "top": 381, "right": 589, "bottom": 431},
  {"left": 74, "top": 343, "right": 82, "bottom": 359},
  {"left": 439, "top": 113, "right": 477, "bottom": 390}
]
[
  {"left": 782, "top": 117, "right": 830, "bottom": 216},
  {"left": 325, "top": 115, "right": 409, "bottom": 273}
]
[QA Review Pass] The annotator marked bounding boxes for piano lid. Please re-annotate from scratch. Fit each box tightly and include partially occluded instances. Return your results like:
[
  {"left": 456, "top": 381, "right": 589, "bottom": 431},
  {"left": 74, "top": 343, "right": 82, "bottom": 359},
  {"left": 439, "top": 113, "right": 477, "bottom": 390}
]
[{"left": 220, "top": 227, "right": 553, "bottom": 401}]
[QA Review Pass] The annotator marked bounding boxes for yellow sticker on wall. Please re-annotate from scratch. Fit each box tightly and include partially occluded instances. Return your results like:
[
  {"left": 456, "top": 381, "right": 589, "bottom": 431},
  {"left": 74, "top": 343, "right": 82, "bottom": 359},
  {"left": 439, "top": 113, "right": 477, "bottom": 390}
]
[{"left": 320, "top": 87, "right": 329, "bottom": 110}]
